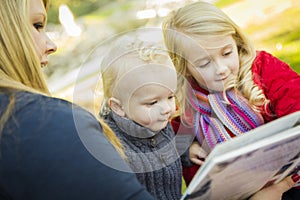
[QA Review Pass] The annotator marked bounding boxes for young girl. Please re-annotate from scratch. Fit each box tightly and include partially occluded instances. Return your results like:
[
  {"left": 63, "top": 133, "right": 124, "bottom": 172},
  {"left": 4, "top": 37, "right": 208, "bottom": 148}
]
[
  {"left": 162, "top": 0, "right": 300, "bottom": 197},
  {"left": 100, "top": 30, "right": 182, "bottom": 200}
]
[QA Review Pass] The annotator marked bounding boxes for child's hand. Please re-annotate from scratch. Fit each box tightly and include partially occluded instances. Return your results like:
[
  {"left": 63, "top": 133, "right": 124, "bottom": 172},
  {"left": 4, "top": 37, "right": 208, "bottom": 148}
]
[
  {"left": 189, "top": 141, "right": 208, "bottom": 166},
  {"left": 249, "top": 174, "right": 299, "bottom": 200}
]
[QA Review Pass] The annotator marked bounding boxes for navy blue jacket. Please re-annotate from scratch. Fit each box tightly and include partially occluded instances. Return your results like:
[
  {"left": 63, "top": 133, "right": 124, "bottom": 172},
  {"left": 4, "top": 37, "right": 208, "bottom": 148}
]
[{"left": 0, "top": 91, "right": 154, "bottom": 200}]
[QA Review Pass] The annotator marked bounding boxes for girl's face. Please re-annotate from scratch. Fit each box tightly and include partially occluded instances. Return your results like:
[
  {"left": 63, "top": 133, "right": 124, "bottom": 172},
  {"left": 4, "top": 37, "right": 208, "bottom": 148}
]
[
  {"left": 183, "top": 35, "right": 239, "bottom": 92},
  {"left": 29, "top": 0, "right": 57, "bottom": 67}
]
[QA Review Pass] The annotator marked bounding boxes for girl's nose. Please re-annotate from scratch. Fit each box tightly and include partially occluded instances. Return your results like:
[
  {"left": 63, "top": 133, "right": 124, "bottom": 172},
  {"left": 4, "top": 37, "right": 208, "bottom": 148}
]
[{"left": 215, "top": 59, "right": 228, "bottom": 75}]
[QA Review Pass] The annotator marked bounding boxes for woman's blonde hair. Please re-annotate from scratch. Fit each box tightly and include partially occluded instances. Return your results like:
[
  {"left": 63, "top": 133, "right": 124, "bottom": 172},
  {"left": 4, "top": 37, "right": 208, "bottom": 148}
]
[
  {"left": 0, "top": 0, "right": 125, "bottom": 158},
  {"left": 0, "top": 0, "right": 50, "bottom": 93},
  {"left": 0, "top": 0, "right": 50, "bottom": 134},
  {"left": 162, "top": 1, "right": 268, "bottom": 118}
]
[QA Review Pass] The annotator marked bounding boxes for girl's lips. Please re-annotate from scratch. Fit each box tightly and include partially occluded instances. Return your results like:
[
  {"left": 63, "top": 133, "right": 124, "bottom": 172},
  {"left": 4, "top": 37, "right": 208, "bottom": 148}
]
[
  {"left": 216, "top": 77, "right": 228, "bottom": 81},
  {"left": 218, "top": 74, "right": 231, "bottom": 81}
]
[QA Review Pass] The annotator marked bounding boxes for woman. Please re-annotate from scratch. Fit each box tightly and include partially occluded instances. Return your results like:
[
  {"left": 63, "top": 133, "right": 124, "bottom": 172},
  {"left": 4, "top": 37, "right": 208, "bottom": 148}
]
[
  {"left": 0, "top": 0, "right": 153, "bottom": 199},
  {"left": 0, "top": 0, "right": 297, "bottom": 199}
]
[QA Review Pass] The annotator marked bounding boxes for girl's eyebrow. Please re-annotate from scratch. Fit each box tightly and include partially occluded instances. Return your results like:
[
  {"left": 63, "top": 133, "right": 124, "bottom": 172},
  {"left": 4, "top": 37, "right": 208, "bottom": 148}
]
[
  {"left": 193, "top": 56, "right": 210, "bottom": 66},
  {"left": 221, "top": 44, "right": 233, "bottom": 50},
  {"left": 203, "top": 43, "right": 233, "bottom": 50},
  {"left": 192, "top": 43, "right": 233, "bottom": 63}
]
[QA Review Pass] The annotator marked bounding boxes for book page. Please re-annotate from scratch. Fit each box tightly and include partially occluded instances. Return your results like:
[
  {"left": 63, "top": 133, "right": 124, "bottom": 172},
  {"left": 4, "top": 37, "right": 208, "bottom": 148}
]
[
  {"left": 182, "top": 111, "right": 300, "bottom": 200},
  {"left": 210, "top": 131, "right": 300, "bottom": 200}
]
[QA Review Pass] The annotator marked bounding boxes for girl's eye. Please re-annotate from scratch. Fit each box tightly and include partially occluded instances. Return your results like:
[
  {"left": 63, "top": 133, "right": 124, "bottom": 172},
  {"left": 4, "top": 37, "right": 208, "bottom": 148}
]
[
  {"left": 198, "top": 60, "right": 211, "bottom": 68},
  {"left": 33, "top": 22, "right": 44, "bottom": 31},
  {"left": 223, "top": 51, "right": 232, "bottom": 56}
]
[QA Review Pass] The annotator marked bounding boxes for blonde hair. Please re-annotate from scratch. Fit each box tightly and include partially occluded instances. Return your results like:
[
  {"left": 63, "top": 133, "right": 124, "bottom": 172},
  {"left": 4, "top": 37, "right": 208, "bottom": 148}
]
[
  {"left": 0, "top": 0, "right": 124, "bottom": 159},
  {"left": 0, "top": 0, "right": 50, "bottom": 93},
  {"left": 162, "top": 1, "right": 268, "bottom": 117},
  {"left": 100, "top": 31, "right": 170, "bottom": 115},
  {"left": 0, "top": 0, "right": 50, "bottom": 134}
]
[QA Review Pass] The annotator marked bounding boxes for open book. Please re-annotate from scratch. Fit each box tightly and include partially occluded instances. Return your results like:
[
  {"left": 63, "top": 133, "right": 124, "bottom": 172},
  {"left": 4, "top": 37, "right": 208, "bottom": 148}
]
[{"left": 181, "top": 111, "right": 300, "bottom": 200}]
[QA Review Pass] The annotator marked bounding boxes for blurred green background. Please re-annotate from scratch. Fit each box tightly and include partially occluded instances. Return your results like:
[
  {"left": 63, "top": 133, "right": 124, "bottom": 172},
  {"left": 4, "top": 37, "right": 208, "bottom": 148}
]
[
  {"left": 44, "top": 0, "right": 300, "bottom": 112},
  {"left": 45, "top": 0, "right": 300, "bottom": 77}
]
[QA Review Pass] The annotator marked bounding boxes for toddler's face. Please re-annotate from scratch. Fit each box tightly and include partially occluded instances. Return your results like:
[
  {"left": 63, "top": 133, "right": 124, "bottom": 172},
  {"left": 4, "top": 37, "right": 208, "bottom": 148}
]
[
  {"left": 115, "top": 60, "right": 177, "bottom": 132},
  {"left": 126, "top": 81, "right": 176, "bottom": 132},
  {"left": 182, "top": 35, "right": 239, "bottom": 92}
]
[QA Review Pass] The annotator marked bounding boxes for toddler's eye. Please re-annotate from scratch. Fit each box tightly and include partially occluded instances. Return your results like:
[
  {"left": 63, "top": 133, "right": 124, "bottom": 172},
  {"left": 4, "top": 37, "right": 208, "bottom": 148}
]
[
  {"left": 168, "top": 95, "right": 175, "bottom": 100},
  {"left": 147, "top": 101, "right": 157, "bottom": 106}
]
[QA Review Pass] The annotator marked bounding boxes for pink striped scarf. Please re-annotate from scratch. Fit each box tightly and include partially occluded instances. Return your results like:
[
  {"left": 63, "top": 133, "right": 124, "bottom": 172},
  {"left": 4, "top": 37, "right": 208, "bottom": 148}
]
[{"left": 189, "top": 88, "right": 264, "bottom": 152}]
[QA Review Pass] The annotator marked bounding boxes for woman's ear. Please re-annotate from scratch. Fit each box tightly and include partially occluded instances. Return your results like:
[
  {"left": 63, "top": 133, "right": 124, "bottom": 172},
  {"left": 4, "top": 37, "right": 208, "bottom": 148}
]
[{"left": 108, "top": 97, "right": 125, "bottom": 117}]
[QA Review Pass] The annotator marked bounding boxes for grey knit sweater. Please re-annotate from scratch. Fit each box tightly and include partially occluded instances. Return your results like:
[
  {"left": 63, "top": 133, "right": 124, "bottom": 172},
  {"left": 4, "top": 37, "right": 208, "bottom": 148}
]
[{"left": 104, "top": 112, "right": 182, "bottom": 200}]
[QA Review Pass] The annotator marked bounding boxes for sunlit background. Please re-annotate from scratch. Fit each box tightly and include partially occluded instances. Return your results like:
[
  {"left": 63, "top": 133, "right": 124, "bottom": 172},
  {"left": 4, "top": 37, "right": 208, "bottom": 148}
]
[{"left": 44, "top": 0, "right": 300, "bottom": 114}]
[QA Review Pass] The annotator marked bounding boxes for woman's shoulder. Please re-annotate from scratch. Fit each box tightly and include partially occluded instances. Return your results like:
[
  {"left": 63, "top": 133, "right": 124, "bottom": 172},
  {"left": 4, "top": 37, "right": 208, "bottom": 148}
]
[
  {"left": 0, "top": 90, "right": 75, "bottom": 112},
  {"left": 13, "top": 91, "right": 83, "bottom": 113},
  {"left": 2, "top": 90, "right": 100, "bottom": 138},
  {"left": 13, "top": 91, "right": 94, "bottom": 121},
  {"left": 1, "top": 90, "right": 133, "bottom": 177}
]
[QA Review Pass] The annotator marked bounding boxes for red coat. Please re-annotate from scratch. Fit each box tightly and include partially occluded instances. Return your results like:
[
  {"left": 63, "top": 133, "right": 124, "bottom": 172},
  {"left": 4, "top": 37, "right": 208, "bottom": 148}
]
[{"left": 172, "top": 51, "right": 300, "bottom": 185}]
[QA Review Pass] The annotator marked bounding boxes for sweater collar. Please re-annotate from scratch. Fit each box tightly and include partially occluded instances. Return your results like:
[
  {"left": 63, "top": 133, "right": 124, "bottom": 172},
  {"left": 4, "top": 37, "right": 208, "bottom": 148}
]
[{"left": 111, "top": 111, "right": 157, "bottom": 139}]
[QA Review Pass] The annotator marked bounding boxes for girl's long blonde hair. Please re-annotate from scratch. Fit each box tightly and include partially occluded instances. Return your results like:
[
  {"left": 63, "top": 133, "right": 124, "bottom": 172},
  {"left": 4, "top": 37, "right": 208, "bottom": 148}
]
[
  {"left": 0, "top": 0, "right": 125, "bottom": 158},
  {"left": 162, "top": 1, "right": 268, "bottom": 118}
]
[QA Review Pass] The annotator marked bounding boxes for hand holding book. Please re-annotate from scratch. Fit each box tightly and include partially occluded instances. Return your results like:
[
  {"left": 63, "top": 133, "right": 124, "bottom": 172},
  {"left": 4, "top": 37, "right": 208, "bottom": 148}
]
[
  {"left": 182, "top": 111, "right": 300, "bottom": 200},
  {"left": 249, "top": 175, "right": 300, "bottom": 200},
  {"left": 189, "top": 141, "right": 207, "bottom": 166}
]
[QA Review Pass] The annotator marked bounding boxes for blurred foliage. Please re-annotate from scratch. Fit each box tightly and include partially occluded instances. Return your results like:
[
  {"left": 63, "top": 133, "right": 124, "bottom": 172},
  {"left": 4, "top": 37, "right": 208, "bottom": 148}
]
[
  {"left": 215, "top": 0, "right": 241, "bottom": 7},
  {"left": 46, "top": 0, "right": 300, "bottom": 81},
  {"left": 86, "top": 1, "right": 147, "bottom": 33},
  {"left": 45, "top": 0, "right": 300, "bottom": 115},
  {"left": 47, "top": 0, "right": 117, "bottom": 24},
  {"left": 47, "top": 0, "right": 300, "bottom": 71},
  {"left": 44, "top": 0, "right": 147, "bottom": 78},
  {"left": 244, "top": 5, "right": 300, "bottom": 74},
  {"left": 216, "top": 0, "right": 300, "bottom": 74}
]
